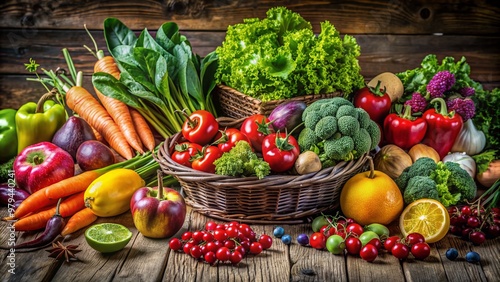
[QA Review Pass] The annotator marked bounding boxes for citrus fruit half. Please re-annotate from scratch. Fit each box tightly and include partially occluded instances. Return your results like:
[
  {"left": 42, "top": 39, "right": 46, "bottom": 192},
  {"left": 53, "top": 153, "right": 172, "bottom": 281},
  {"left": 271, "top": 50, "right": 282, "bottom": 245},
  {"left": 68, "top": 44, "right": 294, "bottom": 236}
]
[
  {"left": 85, "top": 223, "right": 133, "bottom": 253},
  {"left": 399, "top": 198, "right": 450, "bottom": 243}
]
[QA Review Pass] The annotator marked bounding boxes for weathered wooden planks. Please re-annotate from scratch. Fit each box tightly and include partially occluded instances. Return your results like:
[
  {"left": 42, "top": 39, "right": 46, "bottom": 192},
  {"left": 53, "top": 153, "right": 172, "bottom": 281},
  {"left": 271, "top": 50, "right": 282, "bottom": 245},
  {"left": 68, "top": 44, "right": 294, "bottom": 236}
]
[
  {"left": 1, "top": 31, "right": 499, "bottom": 110},
  {"left": 1, "top": 206, "right": 500, "bottom": 282},
  {"left": 1, "top": 0, "right": 499, "bottom": 35}
]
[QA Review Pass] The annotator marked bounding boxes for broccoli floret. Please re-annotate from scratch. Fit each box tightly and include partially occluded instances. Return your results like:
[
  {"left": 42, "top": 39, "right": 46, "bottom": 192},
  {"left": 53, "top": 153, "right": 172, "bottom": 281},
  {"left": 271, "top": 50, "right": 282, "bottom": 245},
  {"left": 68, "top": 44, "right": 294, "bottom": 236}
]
[
  {"left": 394, "top": 157, "right": 437, "bottom": 191},
  {"left": 356, "top": 108, "right": 371, "bottom": 129},
  {"left": 304, "top": 111, "right": 323, "bottom": 130},
  {"left": 445, "top": 162, "right": 476, "bottom": 200},
  {"left": 336, "top": 105, "right": 358, "bottom": 119},
  {"left": 352, "top": 128, "right": 371, "bottom": 159},
  {"left": 214, "top": 141, "right": 270, "bottom": 179},
  {"left": 299, "top": 97, "right": 375, "bottom": 167},
  {"left": 337, "top": 116, "right": 360, "bottom": 137},
  {"left": 319, "top": 103, "right": 339, "bottom": 117},
  {"left": 403, "top": 176, "right": 440, "bottom": 205},
  {"left": 430, "top": 161, "right": 477, "bottom": 207},
  {"left": 365, "top": 120, "right": 381, "bottom": 151},
  {"left": 330, "top": 97, "right": 353, "bottom": 107},
  {"left": 323, "top": 136, "right": 354, "bottom": 161},
  {"left": 314, "top": 116, "right": 338, "bottom": 140},
  {"left": 406, "top": 157, "right": 437, "bottom": 178},
  {"left": 298, "top": 127, "right": 320, "bottom": 151}
]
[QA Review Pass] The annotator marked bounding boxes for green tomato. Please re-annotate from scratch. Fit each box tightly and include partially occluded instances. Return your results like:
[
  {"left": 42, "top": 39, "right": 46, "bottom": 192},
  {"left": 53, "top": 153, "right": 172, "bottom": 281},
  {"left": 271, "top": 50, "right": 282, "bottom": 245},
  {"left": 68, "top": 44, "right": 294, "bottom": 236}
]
[
  {"left": 359, "top": 231, "right": 380, "bottom": 246},
  {"left": 326, "top": 235, "right": 345, "bottom": 255},
  {"left": 364, "top": 223, "right": 390, "bottom": 239},
  {"left": 311, "top": 216, "right": 330, "bottom": 232}
]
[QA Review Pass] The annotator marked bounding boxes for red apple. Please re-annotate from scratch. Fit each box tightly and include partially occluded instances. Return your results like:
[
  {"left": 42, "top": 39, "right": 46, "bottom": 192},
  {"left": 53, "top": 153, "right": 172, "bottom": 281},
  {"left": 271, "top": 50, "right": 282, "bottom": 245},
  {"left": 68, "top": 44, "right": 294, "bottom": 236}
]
[
  {"left": 130, "top": 171, "right": 186, "bottom": 238},
  {"left": 14, "top": 141, "right": 75, "bottom": 194}
]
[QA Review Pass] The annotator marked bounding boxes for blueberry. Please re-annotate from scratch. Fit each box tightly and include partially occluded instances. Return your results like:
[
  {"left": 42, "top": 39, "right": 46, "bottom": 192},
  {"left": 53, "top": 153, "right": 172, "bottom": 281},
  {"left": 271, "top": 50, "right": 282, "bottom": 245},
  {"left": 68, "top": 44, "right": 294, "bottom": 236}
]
[
  {"left": 465, "top": 251, "right": 480, "bottom": 263},
  {"left": 296, "top": 233, "right": 309, "bottom": 246},
  {"left": 445, "top": 248, "right": 459, "bottom": 260},
  {"left": 281, "top": 234, "right": 292, "bottom": 245},
  {"left": 273, "top": 226, "right": 285, "bottom": 238}
]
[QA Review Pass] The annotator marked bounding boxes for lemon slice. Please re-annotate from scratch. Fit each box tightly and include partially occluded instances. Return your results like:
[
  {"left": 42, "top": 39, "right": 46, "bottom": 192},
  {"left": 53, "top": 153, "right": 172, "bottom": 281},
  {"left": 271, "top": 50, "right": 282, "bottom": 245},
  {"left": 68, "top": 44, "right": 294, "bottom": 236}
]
[
  {"left": 399, "top": 198, "right": 450, "bottom": 243},
  {"left": 85, "top": 223, "right": 133, "bottom": 253}
]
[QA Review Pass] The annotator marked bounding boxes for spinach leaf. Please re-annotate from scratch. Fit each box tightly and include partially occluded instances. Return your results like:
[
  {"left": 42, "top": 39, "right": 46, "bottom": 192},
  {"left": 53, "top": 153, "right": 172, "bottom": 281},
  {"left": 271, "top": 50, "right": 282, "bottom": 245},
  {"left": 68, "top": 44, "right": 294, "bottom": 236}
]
[
  {"left": 103, "top": 18, "right": 137, "bottom": 57},
  {"left": 92, "top": 72, "right": 140, "bottom": 108}
]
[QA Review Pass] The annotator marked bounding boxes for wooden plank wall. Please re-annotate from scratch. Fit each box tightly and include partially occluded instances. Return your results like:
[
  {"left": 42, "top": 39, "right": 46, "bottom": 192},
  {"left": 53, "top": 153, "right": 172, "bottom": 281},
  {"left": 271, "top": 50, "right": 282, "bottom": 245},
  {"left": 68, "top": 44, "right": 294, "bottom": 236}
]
[{"left": 1, "top": 0, "right": 499, "bottom": 109}]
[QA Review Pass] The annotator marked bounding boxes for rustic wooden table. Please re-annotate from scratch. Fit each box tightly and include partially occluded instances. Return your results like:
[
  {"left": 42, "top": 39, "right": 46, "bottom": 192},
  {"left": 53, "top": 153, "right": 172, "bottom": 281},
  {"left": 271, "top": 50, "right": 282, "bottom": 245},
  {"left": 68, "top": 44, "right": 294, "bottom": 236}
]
[{"left": 1, "top": 205, "right": 499, "bottom": 282}]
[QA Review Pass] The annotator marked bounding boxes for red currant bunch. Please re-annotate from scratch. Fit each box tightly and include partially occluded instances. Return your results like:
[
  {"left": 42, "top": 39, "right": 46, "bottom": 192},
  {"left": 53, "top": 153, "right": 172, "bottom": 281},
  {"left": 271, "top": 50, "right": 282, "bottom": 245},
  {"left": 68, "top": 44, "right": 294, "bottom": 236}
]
[{"left": 168, "top": 221, "right": 272, "bottom": 266}]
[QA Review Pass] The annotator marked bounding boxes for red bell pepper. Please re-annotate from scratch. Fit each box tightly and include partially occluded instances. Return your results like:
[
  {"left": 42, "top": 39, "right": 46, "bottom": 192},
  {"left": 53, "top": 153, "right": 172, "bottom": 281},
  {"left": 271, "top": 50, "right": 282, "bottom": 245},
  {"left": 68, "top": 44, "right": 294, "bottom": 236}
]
[
  {"left": 383, "top": 105, "right": 428, "bottom": 150},
  {"left": 421, "top": 98, "right": 463, "bottom": 160}
]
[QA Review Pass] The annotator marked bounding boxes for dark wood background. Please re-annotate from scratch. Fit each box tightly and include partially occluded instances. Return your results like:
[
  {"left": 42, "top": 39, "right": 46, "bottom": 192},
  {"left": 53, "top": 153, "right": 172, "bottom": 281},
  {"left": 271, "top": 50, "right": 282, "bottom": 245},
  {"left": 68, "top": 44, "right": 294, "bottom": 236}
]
[{"left": 1, "top": 0, "right": 499, "bottom": 109}]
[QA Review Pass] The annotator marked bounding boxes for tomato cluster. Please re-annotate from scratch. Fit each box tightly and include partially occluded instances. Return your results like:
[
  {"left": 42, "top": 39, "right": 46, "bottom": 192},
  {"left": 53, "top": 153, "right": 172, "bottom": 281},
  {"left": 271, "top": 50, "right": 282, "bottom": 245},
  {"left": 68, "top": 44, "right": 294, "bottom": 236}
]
[
  {"left": 448, "top": 205, "right": 500, "bottom": 245},
  {"left": 175, "top": 111, "right": 301, "bottom": 173},
  {"left": 168, "top": 221, "right": 272, "bottom": 266},
  {"left": 290, "top": 214, "right": 432, "bottom": 262}
]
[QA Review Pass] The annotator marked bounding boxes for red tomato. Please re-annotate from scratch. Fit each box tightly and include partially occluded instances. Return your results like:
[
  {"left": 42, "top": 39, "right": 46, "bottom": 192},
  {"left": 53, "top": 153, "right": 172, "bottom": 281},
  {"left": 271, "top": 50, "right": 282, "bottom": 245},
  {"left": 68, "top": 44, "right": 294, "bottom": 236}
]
[
  {"left": 171, "top": 142, "right": 203, "bottom": 167},
  {"left": 353, "top": 83, "right": 392, "bottom": 124},
  {"left": 191, "top": 146, "right": 222, "bottom": 173},
  {"left": 240, "top": 114, "right": 274, "bottom": 152},
  {"left": 261, "top": 132, "right": 300, "bottom": 172},
  {"left": 345, "top": 236, "right": 362, "bottom": 255},
  {"left": 182, "top": 110, "right": 219, "bottom": 145},
  {"left": 406, "top": 232, "right": 426, "bottom": 246},
  {"left": 213, "top": 128, "right": 252, "bottom": 153},
  {"left": 391, "top": 242, "right": 410, "bottom": 260},
  {"left": 383, "top": 236, "right": 401, "bottom": 253},
  {"left": 359, "top": 244, "right": 378, "bottom": 262},
  {"left": 309, "top": 232, "right": 327, "bottom": 250},
  {"left": 411, "top": 242, "right": 431, "bottom": 260},
  {"left": 346, "top": 223, "right": 364, "bottom": 237}
]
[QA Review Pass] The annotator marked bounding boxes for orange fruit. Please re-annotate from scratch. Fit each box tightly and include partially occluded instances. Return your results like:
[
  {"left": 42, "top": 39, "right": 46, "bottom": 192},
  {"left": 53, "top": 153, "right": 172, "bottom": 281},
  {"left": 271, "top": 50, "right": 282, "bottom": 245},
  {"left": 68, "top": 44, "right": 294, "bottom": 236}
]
[
  {"left": 399, "top": 198, "right": 450, "bottom": 243},
  {"left": 340, "top": 168, "right": 404, "bottom": 226}
]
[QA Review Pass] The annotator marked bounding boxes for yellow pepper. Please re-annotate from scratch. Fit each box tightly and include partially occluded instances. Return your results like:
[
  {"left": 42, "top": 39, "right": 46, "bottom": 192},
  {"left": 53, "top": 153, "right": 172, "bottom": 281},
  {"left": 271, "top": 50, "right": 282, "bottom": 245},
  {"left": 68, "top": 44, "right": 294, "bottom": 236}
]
[{"left": 84, "top": 168, "right": 145, "bottom": 217}]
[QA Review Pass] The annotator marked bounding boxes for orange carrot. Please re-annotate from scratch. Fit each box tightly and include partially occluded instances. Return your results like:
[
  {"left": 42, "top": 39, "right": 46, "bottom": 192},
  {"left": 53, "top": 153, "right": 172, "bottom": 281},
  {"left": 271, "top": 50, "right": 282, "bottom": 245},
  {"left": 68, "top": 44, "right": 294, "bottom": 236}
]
[
  {"left": 65, "top": 84, "right": 134, "bottom": 160},
  {"left": 44, "top": 170, "right": 101, "bottom": 200},
  {"left": 91, "top": 125, "right": 105, "bottom": 143},
  {"left": 60, "top": 207, "right": 98, "bottom": 237},
  {"left": 130, "top": 107, "right": 156, "bottom": 151},
  {"left": 13, "top": 188, "right": 60, "bottom": 220},
  {"left": 93, "top": 55, "right": 145, "bottom": 154},
  {"left": 13, "top": 192, "right": 85, "bottom": 231}
]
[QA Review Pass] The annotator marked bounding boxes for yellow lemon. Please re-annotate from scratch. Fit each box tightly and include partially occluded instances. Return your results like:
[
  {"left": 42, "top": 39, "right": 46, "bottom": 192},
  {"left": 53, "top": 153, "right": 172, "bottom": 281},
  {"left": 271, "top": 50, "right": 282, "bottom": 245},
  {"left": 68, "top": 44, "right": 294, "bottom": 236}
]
[{"left": 399, "top": 198, "right": 450, "bottom": 243}]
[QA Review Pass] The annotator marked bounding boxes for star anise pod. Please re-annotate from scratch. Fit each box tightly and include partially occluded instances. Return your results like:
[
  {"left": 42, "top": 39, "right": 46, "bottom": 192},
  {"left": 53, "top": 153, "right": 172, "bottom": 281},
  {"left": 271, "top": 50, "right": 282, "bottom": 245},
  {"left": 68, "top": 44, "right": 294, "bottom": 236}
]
[{"left": 46, "top": 241, "right": 81, "bottom": 263}]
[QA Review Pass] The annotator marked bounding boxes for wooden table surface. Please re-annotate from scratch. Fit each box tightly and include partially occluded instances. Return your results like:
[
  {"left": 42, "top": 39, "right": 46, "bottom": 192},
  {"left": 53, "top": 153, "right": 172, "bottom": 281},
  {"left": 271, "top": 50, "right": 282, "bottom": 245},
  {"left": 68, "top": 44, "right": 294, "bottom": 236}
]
[{"left": 1, "top": 205, "right": 499, "bottom": 282}]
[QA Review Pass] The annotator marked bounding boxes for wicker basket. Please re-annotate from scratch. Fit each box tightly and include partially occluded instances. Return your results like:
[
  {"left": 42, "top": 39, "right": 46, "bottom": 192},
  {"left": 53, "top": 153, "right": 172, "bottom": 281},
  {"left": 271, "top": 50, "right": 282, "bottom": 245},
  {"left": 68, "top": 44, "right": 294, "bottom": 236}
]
[
  {"left": 214, "top": 84, "right": 343, "bottom": 119},
  {"left": 155, "top": 117, "right": 368, "bottom": 224}
]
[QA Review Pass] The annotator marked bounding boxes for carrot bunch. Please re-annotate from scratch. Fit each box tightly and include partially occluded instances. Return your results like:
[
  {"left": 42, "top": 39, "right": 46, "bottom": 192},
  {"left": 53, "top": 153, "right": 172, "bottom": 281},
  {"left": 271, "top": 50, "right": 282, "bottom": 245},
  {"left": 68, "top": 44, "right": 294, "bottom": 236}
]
[{"left": 81, "top": 26, "right": 156, "bottom": 158}]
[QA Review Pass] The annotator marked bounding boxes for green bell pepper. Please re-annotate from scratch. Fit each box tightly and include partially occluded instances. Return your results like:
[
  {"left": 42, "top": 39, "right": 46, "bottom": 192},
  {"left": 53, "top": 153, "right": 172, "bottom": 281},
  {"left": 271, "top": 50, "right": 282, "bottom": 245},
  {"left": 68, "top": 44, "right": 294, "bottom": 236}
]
[
  {"left": 16, "top": 93, "right": 67, "bottom": 154},
  {"left": 0, "top": 108, "right": 18, "bottom": 163}
]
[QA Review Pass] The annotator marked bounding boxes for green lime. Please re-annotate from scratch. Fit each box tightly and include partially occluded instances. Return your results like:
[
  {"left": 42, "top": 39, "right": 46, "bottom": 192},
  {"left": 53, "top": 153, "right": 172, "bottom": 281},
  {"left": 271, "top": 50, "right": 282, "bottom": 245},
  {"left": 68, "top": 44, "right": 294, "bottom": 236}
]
[{"left": 85, "top": 223, "right": 133, "bottom": 253}]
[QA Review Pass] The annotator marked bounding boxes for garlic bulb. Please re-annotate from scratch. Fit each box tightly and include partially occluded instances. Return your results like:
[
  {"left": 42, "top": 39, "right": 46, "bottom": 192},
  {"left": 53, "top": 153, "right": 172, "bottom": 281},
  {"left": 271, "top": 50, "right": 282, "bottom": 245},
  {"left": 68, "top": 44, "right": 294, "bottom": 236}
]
[
  {"left": 443, "top": 152, "right": 476, "bottom": 178},
  {"left": 451, "top": 119, "right": 486, "bottom": 156}
]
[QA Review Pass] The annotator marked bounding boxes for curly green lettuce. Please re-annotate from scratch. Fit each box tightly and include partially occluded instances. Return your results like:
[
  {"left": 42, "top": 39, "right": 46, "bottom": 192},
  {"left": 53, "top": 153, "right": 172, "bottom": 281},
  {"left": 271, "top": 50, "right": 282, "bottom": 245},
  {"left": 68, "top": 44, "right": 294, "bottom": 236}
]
[{"left": 215, "top": 6, "right": 364, "bottom": 101}]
